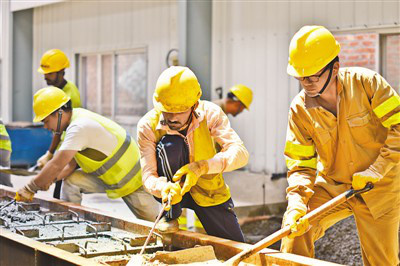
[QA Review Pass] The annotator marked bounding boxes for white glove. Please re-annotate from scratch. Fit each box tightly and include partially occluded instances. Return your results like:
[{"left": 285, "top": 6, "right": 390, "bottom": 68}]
[{"left": 37, "top": 151, "right": 53, "bottom": 169}]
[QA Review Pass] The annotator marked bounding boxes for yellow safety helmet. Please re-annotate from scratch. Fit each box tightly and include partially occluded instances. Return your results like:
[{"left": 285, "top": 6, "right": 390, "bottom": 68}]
[
  {"left": 38, "top": 49, "right": 70, "bottom": 74},
  {"left": 287, "top": 25, "right": 340, "bottom": 77},
  {"left": 230, "top": 84, "right": 253, "bottom": 110},
  {"left": 153, "top": 66, "right": 202, "bottom": 113},
  {"left": 33, "top": 87, "right": 70, "bottom": 122}
]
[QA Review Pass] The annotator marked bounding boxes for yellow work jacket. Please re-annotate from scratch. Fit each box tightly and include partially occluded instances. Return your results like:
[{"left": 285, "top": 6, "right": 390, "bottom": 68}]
[
  {"left": 0, "top": 120, "right": 11, "bottom": 152},
  {"left": 148, "top": 106, "right": 231, "bottom": 207},
  {"left": 71, "top": 108, "right": 142, "bottom": 199},
  {"left": 63, "top": 80, "right": 81, "bottom": 108},
  {"left": 285, "top": 67, "right": 400, "bottom": 219}
]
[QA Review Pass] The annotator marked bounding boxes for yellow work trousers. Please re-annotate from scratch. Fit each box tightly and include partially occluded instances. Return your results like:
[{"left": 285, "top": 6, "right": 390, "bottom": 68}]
[{"left": 281, "top": 182, "right": 400, "bottom": 266}]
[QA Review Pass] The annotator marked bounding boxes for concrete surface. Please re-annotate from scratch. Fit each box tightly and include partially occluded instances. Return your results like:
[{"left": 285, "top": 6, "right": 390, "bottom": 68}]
[{"left": 10, "top": 170, "right": 288, "bottom": 220}]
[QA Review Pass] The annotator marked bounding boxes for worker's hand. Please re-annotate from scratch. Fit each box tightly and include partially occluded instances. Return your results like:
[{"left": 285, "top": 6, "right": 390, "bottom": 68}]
[
  {"left": 15, "top": 187, "right": 34, "bottom": 202},
  {"left": 15, "top": 179, "right": 43, "bottom": 202},
  {"left": 352, "top": 166, "right": 382, "bottom": 190},
  {"left": 172, "top": 160, "right": 209, "bottom": 195},
  {"left": 161, "top": 182, "right": 182, "bottom": 211},
  {"left": 37, "top": 151, "right": 53, "bottom": 169},
  {"left": 283, "top": 209, "right": 309, "bottom": 239}
]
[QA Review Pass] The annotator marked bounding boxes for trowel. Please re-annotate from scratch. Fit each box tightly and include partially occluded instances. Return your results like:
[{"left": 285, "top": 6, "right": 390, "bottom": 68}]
[{"left": 0, "top": 165, "right": 39, "bottom": 176}]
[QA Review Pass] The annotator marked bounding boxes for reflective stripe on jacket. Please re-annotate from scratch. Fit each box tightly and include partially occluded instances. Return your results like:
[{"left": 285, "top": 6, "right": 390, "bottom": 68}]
[
  {"left": 285, "top": 67, "right": 400, "bottom": 219},
  {"left": 0, "top": 120, "right": 11, "bottom": 152},
  {"left": 72, "top": 108, "right": 142, "bottom": 199}
]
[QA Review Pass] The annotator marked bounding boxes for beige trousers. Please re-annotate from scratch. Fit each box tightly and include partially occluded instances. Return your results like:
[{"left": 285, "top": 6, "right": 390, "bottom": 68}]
[
  {"left": 281, "top": 182, "right": 400, "bottom": 266},
  {"left": 61, "top": 170, "right": 160, "bottom": 222}
]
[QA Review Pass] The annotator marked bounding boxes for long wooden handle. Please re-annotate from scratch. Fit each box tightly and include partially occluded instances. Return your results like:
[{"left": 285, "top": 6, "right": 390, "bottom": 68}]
[{"left": 225, "top": 190, "right": 352, "bottom": 266}]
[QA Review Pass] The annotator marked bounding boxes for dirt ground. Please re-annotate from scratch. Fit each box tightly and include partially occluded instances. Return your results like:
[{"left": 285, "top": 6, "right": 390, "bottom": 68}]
[{"left": 241, "top": 215, "right": 363, "bottom": 265}]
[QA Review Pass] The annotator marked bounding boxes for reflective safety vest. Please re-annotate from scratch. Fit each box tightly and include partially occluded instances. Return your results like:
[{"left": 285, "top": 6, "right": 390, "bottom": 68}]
[
  {"left": 0, "top": 120, "right": 11, "bottom": 152},
  {"left": 149, "top": 107, "right": 231, "bottom": 207},
  {"left": 63, "top": 80, "right": 81, "bottom": 108},
  {"left": 71, "top": 108, "right": 142, "bottom": 199}
]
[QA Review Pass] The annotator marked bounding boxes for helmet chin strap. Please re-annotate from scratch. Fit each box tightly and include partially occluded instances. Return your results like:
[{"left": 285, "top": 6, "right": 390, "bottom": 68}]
[
  {"left": 55, "top": 109, "right": 63, "bottom": 136},
  {"left": 310, "top": 62, "right": 334, "bottom": 98}
]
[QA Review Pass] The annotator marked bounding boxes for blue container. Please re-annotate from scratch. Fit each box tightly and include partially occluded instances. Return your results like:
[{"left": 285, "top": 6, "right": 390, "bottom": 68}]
[{"left": 6, "top": 124, "right": 52, "bottom": 167}]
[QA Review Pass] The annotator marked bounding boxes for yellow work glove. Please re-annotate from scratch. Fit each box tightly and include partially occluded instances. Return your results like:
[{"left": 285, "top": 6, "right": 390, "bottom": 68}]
[
  {"left": 352, "top": 166, "right": 382, "bottom": 190},
  {"left": 15, "top": 179, "right": 41, "bottom": 202},
  {"left": 37, "top": 151, "right": 53, "bottom": 169},
  {"left": 172, "top": 160, "right": 209, "bottom": 196},
  {"left": 283, "top": 209, "right": 309, "bottom": 239},
  {"left": 161, "top": 182, "right": 182, "bottom": 211}
]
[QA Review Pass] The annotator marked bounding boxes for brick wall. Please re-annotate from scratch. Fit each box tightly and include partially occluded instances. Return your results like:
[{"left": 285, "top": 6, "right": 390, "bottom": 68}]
[
  {"left": 334, "top": 33, "right": 378, "bottom": 71},
  {"left": 334, "top": 33, "right": 400, "bottom": 93}
]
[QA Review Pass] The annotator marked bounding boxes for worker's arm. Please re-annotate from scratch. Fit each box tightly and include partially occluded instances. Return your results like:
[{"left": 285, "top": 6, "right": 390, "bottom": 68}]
[
  {"left": 206, "top": 102, "right": 249, "bottom": 174},
  {"left": 56, "top": 158, "right": 78, "bottom": 181},
  {"left": 34, "top": 149, "right": 77, "bottom": 189},
  {"left": 16, "top": 149, "right": 77, "bottom": 201},
  {"left": 137, "top": 114, "right": 168, "bottom": 198},
  {"left": 36, "top": 133, "right": 61, "bottom": 168},
  {"left": 353, "top": 72, "right": 400, "bottom": 188},
  {"left": 284, "top": 106, "right": 317, "bottom": 215}
]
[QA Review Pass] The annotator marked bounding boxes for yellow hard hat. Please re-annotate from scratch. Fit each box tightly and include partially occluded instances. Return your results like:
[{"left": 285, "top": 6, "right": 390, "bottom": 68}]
[
  {"left": 287, "top": 25, "right": 340, "bottom": 77},
  {"left": 38, "top": 49, "right": 70, "bottom": 74},
  {"left": 33, "top": 87, "right": 70, "bottom": 122},
  {"left": 153, "top": 66, "right": 202, "bottom": 113},
  {"left": 230, "top": 84, "right": 253, "bottom": 109}
]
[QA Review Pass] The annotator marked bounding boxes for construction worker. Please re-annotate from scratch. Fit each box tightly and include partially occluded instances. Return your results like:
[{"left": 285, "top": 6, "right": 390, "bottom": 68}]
[
  {"left": 213, "top": 84, "right": 253, "bottom": 116},
  {"left": 15, "top": 87, "right": 159, "bottom": 221},
  {"left": 281, "top": 25, "right": 400, "bottom": 266},
  {"left": 137, "top": 66, "right": 249, "bottom": 241},
  {"left": 0, "top": 120, "right": 12, "bottom": 187},
  {"left": 36, "top": 49, "right": 81, "bottom": 199}
]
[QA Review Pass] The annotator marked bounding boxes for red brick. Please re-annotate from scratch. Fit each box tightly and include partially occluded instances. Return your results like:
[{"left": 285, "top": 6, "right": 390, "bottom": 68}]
[
  {"left": 362, "top": 41, "right": 374, "bottom": 46},
  {"left": 348, "top": 55, "right": 360, "bottom": 60}
]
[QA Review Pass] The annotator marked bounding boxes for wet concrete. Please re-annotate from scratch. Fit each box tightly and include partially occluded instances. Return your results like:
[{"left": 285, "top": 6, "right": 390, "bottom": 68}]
[{"left": 0, "top": 198, "right": 163, "bottom": 265}]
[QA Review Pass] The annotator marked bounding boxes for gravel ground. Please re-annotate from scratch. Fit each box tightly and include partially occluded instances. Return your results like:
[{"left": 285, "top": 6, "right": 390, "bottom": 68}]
[
  {"left": 315, "top": 216, "right": 362, "bottom": 265},
  {"left": 241, "top": 215, "right": 363, "bottom": 265}
]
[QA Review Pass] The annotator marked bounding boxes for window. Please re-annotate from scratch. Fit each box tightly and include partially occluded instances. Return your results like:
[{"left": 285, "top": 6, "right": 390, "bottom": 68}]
[
  {"left": 79, "top": 48, "right": 148, "bottom": 125},
  {"left": 381, "top": 34, "right": 400, "bottom": 93},
  {"left": 334, "top": 32, "right": 400, "bottom": 93}
]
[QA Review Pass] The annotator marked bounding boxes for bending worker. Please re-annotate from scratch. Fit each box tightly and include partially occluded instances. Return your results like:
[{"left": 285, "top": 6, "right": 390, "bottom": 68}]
[
  {"left": 36, "top": 49, "right": 82, "bottom": 199},
  {"left": 137, "top": 66, "right": 249, "bottom": 241},
  {"left": 214, "top": 84, "right": 253, "bottom": 117},
  {"left": 0, "top": 119, "right": 12, "bottom": 187},
  {"left": 15, "top": 87, "right": 158, "bottom": 221},
  {"left": 281, "top": 25, "right": 400, "bottom": 266}
]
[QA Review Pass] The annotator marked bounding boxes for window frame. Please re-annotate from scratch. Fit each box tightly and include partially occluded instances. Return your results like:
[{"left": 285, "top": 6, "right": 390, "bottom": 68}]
[
  {"left": 331, "top": 26, "right": 400, "bottom": 92},
  {"left": 77, "top": 47, "right": 148, "bottom": 126}
]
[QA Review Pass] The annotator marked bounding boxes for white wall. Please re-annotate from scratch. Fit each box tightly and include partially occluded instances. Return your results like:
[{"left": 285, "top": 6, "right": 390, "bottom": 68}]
[
  {"left": 212, "top": 0, "right": 400, "bottom": 174},
  {"left": 32, "top": 0, "right": 178, "bottom": 134},
  {"left": 0, "top": 0, "right": 12, "bottom": 121}
]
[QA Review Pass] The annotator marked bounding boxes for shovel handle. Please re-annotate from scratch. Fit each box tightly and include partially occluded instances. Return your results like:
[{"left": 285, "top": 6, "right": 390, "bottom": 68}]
[{"left": 225, "top": 183, "right": 373, "bottom": 266}]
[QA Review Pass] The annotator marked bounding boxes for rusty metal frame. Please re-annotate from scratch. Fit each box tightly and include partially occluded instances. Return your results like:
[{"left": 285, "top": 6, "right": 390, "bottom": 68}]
[{"left": 0, "top": 186, "right": 342, "bottom": 266}]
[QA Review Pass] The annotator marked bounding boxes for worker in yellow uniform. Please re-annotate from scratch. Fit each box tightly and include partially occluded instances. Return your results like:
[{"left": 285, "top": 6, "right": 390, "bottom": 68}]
[
  {"left": 137, "top": 66, "right": 249, "bottom": 241},
  {"left": 213, "top": 84, "right": 253, "bottom": 116},
  {"left": 0, "top": 120, "right": 12, "bottom": 187},
  {"left": 36, "top": 49, "right": 82, "bottom": 199},
  {"left": 281, "top": 25, "right": 400, "bottom": 266},
  {"left": 15, "top": 87, "right": 159, "bottom": 221}
]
